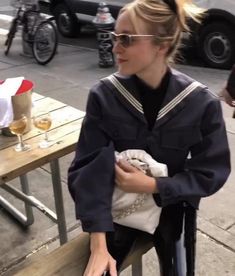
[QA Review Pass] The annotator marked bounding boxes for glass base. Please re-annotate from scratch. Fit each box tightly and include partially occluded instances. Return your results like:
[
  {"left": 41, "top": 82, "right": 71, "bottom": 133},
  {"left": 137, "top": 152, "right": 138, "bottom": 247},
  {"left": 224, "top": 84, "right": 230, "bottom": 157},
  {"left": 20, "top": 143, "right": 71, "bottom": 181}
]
[
  {"left": 38, "top": 140, "right": 51, "bottom": 149},
  {"left": 14, "top": 143, "right": 31, "bottom": 152}
]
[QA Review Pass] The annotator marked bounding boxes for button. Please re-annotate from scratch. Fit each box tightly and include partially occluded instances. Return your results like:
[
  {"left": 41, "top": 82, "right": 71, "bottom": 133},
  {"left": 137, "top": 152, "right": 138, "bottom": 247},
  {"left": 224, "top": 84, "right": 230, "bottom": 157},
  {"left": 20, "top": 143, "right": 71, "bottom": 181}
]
[
  {"left": 83, "top": 221, "right": 92, "bottom": 228},
  {"left": 178, "top": 139, "right": 186, "bottom": 148},
  {"left": 165, "top": 187, "right": 171, "bottom": 197},
  {"left": 113, "top": 130, "right": 119, "bottom": 137}
]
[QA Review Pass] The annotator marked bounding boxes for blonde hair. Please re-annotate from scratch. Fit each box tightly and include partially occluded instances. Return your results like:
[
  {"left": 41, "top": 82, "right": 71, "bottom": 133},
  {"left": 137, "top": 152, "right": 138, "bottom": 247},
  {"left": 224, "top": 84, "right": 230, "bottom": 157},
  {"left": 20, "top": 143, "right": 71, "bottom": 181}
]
[{"left": 119, "top": 0, "right": 205, "bottom": 63}]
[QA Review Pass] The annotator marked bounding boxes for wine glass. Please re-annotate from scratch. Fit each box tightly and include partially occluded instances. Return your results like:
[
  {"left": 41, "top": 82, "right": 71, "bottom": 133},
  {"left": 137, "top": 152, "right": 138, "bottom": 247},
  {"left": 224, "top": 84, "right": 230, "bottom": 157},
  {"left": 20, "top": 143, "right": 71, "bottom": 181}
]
[
  {"left": 9, "top": 115, "right": 31, "bottom": 152},
  {"left": 33, "top": 112, "right": 52, "bottom": 148}
]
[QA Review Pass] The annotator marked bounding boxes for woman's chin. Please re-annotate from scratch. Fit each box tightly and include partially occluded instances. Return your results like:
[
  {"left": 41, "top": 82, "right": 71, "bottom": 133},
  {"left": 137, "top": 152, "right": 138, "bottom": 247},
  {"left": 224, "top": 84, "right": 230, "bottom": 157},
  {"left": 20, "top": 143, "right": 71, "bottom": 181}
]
[{"left": 117, "top": 65, "right": 134, "bottom": 76}]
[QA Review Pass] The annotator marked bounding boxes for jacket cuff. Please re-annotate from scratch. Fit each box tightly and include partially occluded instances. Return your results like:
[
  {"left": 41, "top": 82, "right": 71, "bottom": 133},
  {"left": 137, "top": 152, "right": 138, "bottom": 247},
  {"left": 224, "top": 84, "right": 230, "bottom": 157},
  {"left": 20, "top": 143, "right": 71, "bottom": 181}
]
[
  {"left": 81, "top": 218, "right": 114, "bottom": 233},
  {"left": 156, "top": 177, "right": 179, "bottom": 207}
]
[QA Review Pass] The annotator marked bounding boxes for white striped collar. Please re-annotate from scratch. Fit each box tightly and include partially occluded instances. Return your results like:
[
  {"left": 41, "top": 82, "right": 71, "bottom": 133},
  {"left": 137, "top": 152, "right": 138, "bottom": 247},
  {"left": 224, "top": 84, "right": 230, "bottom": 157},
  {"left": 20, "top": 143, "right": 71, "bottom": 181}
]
[
  {"left": 107, "top": 74, "right": 201, "bottom": 121},
  {"left": 107, "top": 75, "right": 144, "bottom": 114},
  {"left": 157, "top": 81, "right": 200, "bottom": 120}
]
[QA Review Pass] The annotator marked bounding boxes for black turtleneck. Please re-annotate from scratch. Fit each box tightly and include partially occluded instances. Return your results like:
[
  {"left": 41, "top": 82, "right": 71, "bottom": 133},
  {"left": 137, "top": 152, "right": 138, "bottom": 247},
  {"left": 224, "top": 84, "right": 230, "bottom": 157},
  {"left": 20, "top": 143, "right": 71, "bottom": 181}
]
[{"left": 135, "top": 70, "right": 170, "bottom": 130}]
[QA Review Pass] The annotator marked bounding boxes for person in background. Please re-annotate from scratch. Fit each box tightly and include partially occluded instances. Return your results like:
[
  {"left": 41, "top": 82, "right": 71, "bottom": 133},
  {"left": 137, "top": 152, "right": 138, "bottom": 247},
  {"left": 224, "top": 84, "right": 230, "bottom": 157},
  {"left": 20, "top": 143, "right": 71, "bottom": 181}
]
[
  {"left": 68, "top": 0, "right": 231, "bottom": 275},
  {"left": 220, "top": 65, "right": 235, "bottom": 118},
  {"left": 221, "top": 65, "right": 235, "bottom": 108}
]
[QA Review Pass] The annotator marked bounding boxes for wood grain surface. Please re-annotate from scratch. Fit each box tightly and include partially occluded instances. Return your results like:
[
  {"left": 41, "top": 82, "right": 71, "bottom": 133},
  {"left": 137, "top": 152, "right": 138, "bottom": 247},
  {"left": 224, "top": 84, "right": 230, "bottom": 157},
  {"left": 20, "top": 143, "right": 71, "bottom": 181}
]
[{"left": 0, "top": 93, "right": 85, "bottom": 185}]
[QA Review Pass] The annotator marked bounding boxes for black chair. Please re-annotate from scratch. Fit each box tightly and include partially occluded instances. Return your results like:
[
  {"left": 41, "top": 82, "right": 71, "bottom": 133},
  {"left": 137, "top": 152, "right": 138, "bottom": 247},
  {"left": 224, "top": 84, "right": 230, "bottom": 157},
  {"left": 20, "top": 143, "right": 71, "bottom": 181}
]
[{"left": 120, "top": 202, "right": 197, "bottom": 276}]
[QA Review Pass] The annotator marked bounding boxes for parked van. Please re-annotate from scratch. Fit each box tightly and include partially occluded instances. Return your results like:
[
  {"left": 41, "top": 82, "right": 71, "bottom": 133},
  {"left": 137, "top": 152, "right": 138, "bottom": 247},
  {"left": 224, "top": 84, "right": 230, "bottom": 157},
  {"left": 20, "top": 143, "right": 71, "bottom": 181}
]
[
  {"left": 40, "top": 0, "right": 235, "bottom": 69},
  {"left": 193, "top": 0, "right": 235, "bottom": 69}
]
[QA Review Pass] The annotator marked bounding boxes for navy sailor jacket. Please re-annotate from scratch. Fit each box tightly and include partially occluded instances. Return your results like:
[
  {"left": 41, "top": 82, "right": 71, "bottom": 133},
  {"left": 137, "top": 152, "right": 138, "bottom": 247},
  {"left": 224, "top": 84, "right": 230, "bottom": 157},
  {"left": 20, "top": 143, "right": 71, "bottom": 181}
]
[{"left": 68, "top": 68, "right": 231, "bottom": 233}]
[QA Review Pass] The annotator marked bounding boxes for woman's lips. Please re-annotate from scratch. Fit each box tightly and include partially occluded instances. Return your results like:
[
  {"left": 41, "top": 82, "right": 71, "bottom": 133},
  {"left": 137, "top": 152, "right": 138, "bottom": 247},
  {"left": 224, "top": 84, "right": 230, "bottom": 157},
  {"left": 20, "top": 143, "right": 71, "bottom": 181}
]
[{"left": 117, "top": 58, "right": 127, "bottom": 64}]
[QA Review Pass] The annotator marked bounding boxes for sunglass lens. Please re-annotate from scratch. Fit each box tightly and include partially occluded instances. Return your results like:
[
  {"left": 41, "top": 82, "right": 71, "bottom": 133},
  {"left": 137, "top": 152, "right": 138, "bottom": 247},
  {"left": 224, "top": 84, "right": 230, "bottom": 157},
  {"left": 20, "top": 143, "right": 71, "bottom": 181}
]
[
  {"left": 120, "top": 34, "right": 130, "bottom": 47},
  {"left": 110, "top": 33, "right": 131, "bottom": 47}
]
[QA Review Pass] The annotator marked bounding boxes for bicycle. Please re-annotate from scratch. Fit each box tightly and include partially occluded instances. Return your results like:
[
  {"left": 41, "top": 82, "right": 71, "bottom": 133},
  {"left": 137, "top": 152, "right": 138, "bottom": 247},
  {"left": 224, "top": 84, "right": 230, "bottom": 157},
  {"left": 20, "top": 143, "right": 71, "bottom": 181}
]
[{"left": 5, "top": 0, "right": 58, "bottom": 65}]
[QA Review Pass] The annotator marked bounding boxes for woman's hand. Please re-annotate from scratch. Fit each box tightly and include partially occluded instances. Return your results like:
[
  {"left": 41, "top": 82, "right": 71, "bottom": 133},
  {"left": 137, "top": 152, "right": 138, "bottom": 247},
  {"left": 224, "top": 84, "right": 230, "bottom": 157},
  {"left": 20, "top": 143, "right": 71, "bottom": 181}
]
[
  {"left": 84, "top": 250, "right": 116, "bottom": 276},
  {"left": 84, "top": 233, "right": 117, "bottom": 276},
  {"left": 115, "top": 160, "right": 157, "bottom": 194}
]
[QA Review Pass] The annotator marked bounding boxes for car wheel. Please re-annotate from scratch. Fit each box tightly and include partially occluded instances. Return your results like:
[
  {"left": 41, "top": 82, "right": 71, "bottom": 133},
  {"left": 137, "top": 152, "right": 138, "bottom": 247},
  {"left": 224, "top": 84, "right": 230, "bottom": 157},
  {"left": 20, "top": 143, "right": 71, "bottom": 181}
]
[
  {"left": 198, "top": 22, "right": 235, "bottom": 69},
  {"left": 53, "top": 3, "right": 81, "bottom": 38}
]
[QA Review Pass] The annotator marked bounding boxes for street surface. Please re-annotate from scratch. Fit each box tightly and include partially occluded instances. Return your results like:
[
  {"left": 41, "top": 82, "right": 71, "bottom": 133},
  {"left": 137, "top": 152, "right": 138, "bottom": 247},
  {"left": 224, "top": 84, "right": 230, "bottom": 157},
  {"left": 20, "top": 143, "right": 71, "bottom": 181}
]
[{"left": 0, "top": 1, "right": 235, "bottom": 275}]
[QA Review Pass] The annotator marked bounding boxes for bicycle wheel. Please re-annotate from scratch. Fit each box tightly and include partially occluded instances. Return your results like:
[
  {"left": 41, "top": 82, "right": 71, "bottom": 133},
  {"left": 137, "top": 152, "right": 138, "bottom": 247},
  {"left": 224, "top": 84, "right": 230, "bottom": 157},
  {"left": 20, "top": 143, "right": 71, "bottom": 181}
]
[
  {"left": 5, "top": 18, "right": 17, "bottom": 55},
  {"left": 32, "top": 20, "right": 58, "bottom": 65}
]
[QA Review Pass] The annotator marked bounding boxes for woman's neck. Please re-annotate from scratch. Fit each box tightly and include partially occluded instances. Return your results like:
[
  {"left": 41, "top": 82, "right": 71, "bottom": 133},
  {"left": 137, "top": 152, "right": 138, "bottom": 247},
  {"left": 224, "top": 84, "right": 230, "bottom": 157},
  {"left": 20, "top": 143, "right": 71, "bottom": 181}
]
[{"left": 136, "top": 63, "right": 168, "bottom": 89}]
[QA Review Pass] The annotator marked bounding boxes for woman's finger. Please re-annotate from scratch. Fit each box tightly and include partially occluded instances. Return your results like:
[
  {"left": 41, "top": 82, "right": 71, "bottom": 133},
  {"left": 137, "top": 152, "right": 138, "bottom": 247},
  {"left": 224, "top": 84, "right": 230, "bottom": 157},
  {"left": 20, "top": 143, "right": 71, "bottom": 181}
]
[
  {"left": 115, "top": 163, "right": 125, "bottom": 176},
  {"left": 109, "top": 259, "right": 117, "bottom": 276},
  {"left": 116, "top": 160, "right": 137, "bottom": 172}
]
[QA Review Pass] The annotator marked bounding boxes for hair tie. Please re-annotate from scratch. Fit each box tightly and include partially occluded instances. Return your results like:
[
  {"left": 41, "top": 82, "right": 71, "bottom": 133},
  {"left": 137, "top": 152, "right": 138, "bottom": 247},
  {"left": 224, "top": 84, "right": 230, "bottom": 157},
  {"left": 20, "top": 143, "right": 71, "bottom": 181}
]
[{"left": 163, "top": 0, "right": 177, "bottom": 14}]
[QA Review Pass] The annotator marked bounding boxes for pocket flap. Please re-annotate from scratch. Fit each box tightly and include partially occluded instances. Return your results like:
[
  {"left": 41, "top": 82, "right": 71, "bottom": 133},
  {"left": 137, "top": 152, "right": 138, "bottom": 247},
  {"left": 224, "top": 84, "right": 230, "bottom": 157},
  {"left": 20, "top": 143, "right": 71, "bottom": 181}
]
[{"left": 161, "top": 126, "right": 202, "bottom": 150}]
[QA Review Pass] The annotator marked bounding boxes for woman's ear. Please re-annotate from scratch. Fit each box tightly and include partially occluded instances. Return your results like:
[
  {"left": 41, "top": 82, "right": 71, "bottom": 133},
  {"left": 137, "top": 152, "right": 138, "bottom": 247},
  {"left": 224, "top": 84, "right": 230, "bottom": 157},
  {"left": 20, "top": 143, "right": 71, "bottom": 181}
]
[{"left": 158, "top": 42, "right": 171, "bottom": 56}]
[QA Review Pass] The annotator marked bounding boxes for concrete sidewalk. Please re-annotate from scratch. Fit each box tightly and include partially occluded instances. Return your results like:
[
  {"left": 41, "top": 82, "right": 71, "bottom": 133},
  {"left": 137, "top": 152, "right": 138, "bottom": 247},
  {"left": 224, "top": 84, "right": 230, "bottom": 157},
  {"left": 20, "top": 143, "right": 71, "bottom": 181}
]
[{"left": 0, "top": 41, "right": 235, "bottom": 276}]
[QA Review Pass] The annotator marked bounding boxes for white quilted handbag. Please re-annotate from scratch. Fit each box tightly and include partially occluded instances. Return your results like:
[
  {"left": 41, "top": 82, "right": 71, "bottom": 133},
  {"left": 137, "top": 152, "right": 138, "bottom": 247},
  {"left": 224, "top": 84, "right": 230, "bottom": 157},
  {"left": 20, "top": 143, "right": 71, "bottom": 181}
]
[{"left": 112, "top": 150, "right": 168, "bottom": 234}]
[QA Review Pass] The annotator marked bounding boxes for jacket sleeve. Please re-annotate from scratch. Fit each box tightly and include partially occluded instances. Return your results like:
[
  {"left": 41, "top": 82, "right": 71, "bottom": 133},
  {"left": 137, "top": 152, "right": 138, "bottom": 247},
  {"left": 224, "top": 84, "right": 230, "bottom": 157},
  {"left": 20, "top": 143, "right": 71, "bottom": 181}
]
[
  {"left": 226, "top": 64, "right": 235, "bottom": 99},
  {"left": 156, "top": 98, "right": 231, "bottom": 207},
  {"left": 68, "top": 87, "right": 115, "bottom": 232}
]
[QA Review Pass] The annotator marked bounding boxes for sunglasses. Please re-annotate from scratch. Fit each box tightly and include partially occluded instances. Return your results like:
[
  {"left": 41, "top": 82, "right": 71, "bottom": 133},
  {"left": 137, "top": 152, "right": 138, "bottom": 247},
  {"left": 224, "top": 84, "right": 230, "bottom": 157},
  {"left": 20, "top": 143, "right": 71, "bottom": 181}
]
[{"left": 110, "top": 32, "right": 157, "bottom": 48}]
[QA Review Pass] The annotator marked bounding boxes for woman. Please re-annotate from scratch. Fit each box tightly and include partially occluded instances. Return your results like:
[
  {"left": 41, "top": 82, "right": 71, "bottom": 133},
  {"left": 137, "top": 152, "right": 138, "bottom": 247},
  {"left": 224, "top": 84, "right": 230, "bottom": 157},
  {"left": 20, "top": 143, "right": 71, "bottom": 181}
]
[{"left": 68, "top": 0, "right": 231, "bottom": 275}]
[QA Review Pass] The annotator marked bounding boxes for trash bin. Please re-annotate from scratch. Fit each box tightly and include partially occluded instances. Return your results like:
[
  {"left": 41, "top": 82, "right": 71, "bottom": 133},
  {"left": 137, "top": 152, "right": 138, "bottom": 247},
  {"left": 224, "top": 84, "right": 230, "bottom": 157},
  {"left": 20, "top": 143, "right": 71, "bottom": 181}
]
[{"left": 93, "top": 2, "right": 115, "bottom": 68}]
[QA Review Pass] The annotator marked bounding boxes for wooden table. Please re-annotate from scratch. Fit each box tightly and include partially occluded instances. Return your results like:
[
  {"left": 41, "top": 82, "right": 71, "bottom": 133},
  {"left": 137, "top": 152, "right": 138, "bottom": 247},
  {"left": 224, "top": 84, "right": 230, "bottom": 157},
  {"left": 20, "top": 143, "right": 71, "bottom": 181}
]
[{"left": 0, "top": 93, "right": 85, "bottom": 245}]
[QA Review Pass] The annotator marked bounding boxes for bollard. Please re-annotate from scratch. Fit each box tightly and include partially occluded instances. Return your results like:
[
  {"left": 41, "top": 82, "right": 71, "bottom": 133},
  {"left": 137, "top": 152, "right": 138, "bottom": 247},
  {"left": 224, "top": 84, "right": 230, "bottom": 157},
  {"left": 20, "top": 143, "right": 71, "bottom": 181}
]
[{"left": 93, "top": 2, "right": 115, "bottom": 68}]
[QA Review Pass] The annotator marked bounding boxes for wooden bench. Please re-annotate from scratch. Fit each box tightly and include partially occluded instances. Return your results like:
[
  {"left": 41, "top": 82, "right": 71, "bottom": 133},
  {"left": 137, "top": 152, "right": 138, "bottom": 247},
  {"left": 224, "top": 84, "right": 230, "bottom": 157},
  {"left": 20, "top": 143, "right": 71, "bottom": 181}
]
[
  {"left": 14, "top": 205, "right": 196, "bottom": 275},
  {"left": 15, "top": 232, "right": 153, "bottom": 276}
]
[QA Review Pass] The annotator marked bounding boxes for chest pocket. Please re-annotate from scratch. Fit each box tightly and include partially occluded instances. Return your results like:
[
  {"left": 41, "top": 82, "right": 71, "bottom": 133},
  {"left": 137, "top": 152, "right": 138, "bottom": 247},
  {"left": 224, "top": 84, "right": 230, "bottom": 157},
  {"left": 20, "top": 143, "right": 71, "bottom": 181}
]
[
  {"left": 101, "top": 117, "right": 138, "bottom": 141},
  {"left": 160, "top": 126, "right": 202, "bottom": 151}
]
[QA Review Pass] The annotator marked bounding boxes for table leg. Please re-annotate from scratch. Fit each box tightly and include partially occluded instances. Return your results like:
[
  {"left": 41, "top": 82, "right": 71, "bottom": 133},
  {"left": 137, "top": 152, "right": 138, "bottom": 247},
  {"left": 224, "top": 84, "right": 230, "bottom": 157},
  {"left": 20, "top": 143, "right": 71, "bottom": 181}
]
[
  {"left": 50, "top": 159, "right": 68, "bottom": 245},
  {"left": 20, "top": 174, "right": 34, "bottom": 225},
  {"left": 0, "top": 174, "right": 34, "bottom": 226}
]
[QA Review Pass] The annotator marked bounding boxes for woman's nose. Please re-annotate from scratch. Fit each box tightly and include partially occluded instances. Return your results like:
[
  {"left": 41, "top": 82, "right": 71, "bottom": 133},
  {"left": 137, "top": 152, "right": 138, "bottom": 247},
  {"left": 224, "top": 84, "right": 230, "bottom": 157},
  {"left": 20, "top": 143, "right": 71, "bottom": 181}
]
[{"left": 112, "top": 41, "right": 124, "bottom": 54}]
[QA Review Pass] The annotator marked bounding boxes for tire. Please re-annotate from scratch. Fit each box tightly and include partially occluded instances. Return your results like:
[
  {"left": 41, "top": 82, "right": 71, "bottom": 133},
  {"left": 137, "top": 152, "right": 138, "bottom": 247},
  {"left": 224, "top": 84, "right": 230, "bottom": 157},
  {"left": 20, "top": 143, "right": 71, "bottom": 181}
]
[
  {"left": 53, "top": 3, "right": 80, "bottom": 38},
  {"left": 4, "top": 19, "right": 17, "bottom": 55},
  {"left": 198, "top": 22, "right": 235, "bottom": 69},
  {"left": 32, "top": 20, "right": 58, "bottom": 65}
]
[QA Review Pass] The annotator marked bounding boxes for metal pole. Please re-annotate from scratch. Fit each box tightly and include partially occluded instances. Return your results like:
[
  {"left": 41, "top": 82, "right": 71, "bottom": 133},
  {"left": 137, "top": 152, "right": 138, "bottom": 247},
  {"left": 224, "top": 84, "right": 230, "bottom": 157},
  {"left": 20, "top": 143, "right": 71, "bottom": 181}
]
[
  {"left": 0, "top": 194, "right": 29, "bottom": 225},
  {"left": 175, "top": 230, "right": 187, "bottom": 275},
  {"left": 132, "top": 256, "right": 143, "bottom": 276},
  {"left": 1, "top": 183, "right": 57, "bottom": 222},
  {"left": 50, "top": 159, "right": 68, "bottom": 245}
]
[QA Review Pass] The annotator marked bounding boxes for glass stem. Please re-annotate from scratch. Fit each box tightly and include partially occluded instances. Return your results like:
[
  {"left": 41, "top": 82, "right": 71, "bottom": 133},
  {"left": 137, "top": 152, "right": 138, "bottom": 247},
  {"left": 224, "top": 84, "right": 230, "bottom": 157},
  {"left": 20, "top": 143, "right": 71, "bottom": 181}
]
[
  {"left": 18, "top": 134, "right": 24, "bottom": 148},
  {"left": 45, "top": 131, "right": 49, "bottom": 142}
]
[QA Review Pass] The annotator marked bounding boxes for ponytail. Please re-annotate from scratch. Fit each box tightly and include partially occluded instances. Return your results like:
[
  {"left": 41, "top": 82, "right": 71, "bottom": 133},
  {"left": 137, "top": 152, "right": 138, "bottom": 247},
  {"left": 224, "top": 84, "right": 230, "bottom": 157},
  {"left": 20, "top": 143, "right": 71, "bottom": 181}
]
[
  {"left": 119, "top": 0, "right": 205, "bottom": 63},
  {"left": 176, "top": 0, "right": 205, "bottom": 31}
]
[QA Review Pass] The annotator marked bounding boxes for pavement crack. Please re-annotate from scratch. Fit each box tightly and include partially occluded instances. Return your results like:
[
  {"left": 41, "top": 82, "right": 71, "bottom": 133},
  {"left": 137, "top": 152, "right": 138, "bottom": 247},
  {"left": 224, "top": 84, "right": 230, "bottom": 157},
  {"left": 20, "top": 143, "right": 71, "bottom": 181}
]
[
  {"left": 197, "top": 228, "right": 235, "bottom": 254},
  {"left": 226, "top": 222, "right": 235, "bottom": 231},
  {"left": 0, "top": 222, "right": 81, "bottom": 275}
]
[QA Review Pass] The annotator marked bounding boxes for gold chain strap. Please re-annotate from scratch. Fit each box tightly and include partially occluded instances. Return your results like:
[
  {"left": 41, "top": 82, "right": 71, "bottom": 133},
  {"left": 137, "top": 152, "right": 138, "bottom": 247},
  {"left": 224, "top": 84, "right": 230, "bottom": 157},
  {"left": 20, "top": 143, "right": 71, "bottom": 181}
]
[{"left": 112, "top": 193, "right": 148, "bottom": 220}]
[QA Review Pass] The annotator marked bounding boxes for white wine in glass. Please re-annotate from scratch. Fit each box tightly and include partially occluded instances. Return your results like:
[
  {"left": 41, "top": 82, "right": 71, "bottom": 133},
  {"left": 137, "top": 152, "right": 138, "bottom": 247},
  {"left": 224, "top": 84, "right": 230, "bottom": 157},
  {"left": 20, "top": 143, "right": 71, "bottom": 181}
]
[
  {"left": 9, "top": 115, "right": 31, "bottom": 152},
  {"left": 33, "top": 112, "right": 52, "bottom": 148}
]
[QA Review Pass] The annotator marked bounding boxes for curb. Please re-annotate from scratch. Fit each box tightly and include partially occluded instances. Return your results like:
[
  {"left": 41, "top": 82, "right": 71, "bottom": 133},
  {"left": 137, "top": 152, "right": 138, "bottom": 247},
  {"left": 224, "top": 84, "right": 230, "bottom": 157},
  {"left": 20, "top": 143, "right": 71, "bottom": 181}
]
[
  {"left": 0, "top": 14, "right": 12, "bottom": 44},
  {"left": 197, "top": 216, "right": 235, "bottom": 253},
  {"left": 0, "top": 14, "right": 12, "bottom": 29}
]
